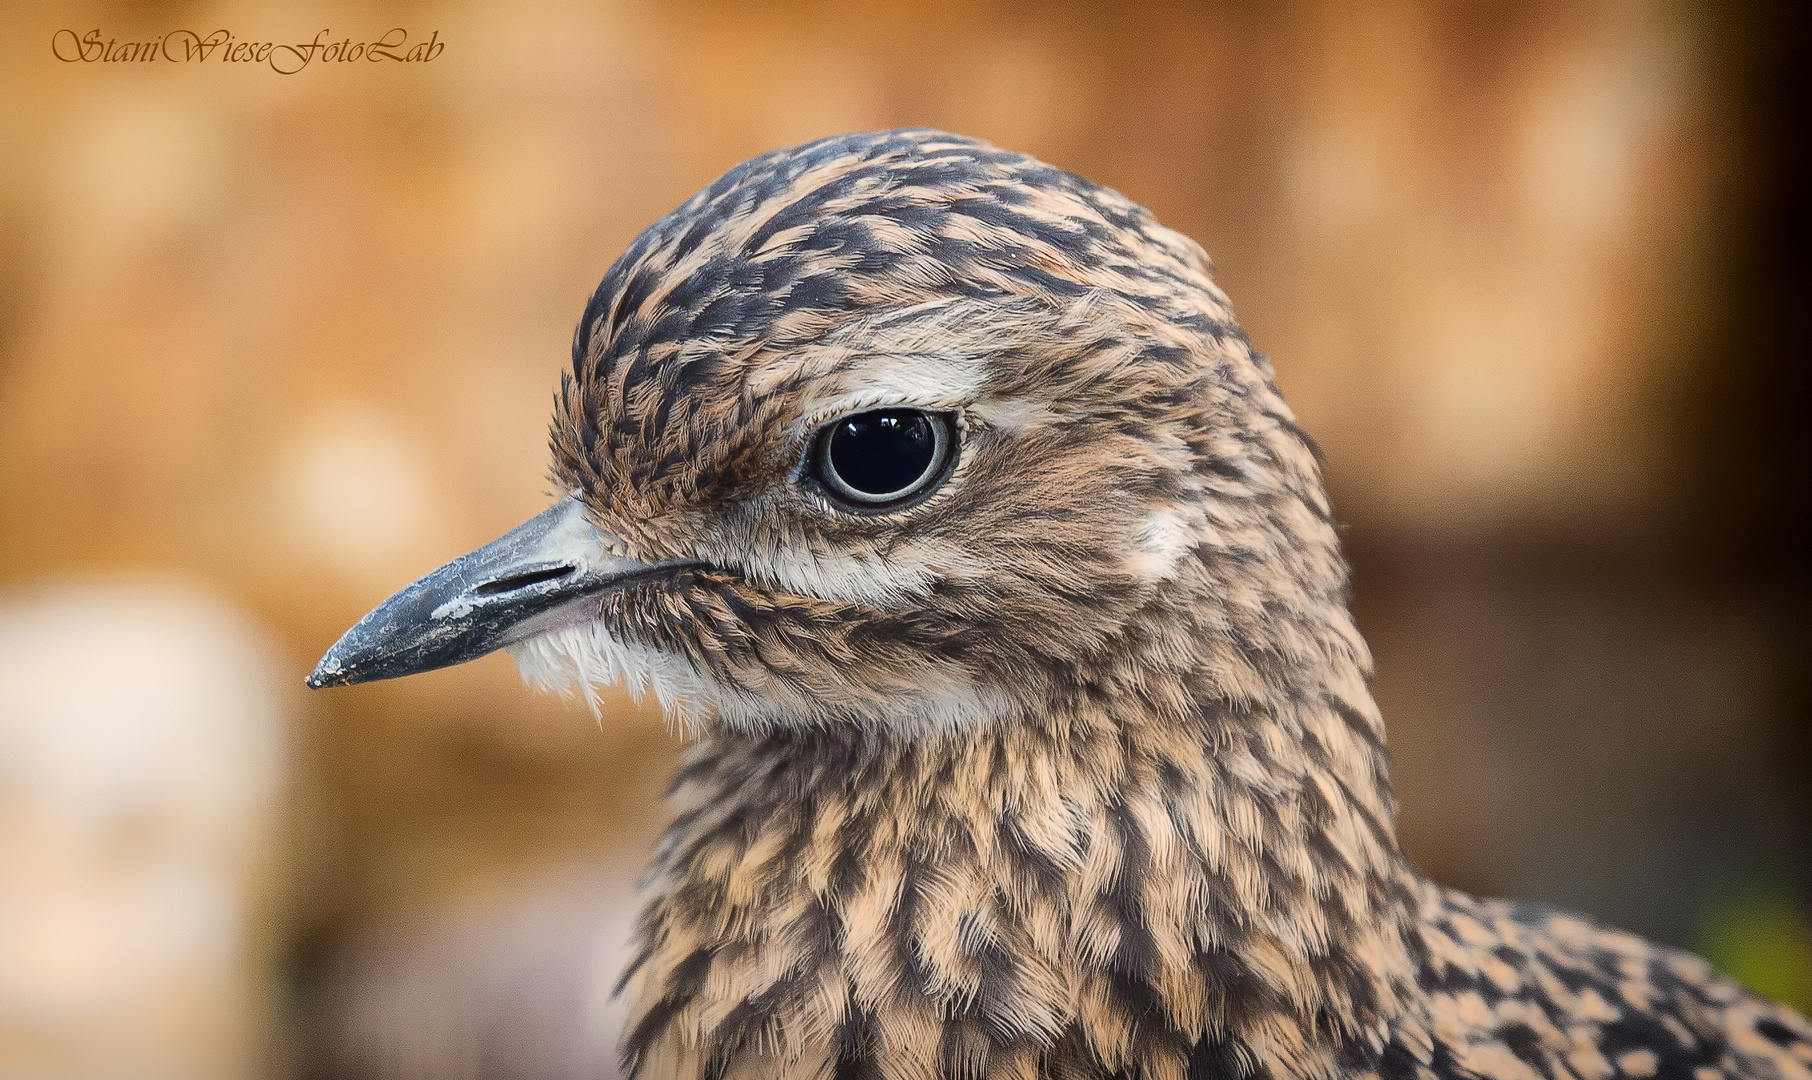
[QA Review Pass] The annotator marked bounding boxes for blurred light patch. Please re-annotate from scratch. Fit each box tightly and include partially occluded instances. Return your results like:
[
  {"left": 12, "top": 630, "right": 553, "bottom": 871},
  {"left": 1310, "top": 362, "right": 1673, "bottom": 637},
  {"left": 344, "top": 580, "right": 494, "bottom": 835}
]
[
  {"left": 307, "top": 859, "right": 641, "bottom": 1080},
  {"left": 49, "top": 91, "right": 227, "bottom": 272},
  {"left": 1695, "top": 872, "right": 1812, "bottom": 1015},
  {"left": 0, "top": 581, "right": 287, "bottom": 1078},
  {"left": 280, "top": 402, "right": 442, "bottom": 578},
  {"left": 1521, "top": 27, "right": 1679, "bottom": 232}
]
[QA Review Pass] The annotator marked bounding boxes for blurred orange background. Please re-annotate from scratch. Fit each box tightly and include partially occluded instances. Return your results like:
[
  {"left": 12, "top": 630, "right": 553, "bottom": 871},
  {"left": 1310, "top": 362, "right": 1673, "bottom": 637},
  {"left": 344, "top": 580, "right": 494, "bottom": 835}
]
[{"left": 1, "top": 1, "right": 1806, "bottom": 1076}]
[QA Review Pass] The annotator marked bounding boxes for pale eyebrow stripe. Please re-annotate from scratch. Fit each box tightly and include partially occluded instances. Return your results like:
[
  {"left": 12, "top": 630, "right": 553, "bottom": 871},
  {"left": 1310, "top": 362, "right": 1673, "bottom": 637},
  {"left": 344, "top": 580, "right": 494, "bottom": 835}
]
[{"left": 790, "top": 350, "right": 989, "bottom": 432}]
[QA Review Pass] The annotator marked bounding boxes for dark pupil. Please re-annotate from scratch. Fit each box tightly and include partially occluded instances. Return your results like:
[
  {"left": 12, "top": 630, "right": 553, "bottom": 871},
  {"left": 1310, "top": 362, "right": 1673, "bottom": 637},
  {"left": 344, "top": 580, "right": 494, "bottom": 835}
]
[{"left": 828, "top": 411, "right": 935, "bottom": 496}]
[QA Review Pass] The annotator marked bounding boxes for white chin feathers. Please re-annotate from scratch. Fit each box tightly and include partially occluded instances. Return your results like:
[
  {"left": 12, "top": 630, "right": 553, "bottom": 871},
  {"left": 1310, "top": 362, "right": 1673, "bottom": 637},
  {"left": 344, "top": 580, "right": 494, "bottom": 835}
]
[
  {"left": 508, "top": 624, "right": 708, "bottom": 726},
  {"left": 506, "top": 623, "right": 1014, "bottom": 734}
]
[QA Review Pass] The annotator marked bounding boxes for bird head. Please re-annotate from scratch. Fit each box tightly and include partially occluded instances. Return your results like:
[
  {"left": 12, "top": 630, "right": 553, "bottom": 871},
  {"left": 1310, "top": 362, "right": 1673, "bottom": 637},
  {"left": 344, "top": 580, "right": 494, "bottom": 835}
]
[{"left": 309, "top": 130, "right": 1347, "bottom": 736}]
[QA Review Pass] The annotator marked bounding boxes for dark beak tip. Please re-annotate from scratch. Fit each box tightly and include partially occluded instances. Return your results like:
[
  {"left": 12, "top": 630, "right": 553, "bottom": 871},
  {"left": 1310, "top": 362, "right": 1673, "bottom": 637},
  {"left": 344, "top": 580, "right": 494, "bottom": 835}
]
[
  {"left": 306, "top": 648, "right": 357, "bottom": 690},
  {"left": 299, "top": 495, "right": 628, "bottom": 692}
]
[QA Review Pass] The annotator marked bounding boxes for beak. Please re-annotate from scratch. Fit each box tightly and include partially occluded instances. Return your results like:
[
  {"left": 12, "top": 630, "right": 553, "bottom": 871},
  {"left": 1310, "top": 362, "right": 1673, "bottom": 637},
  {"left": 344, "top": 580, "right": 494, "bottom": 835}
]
[{"left": 307, "top": 494, "right": 659, "bottom": 689}]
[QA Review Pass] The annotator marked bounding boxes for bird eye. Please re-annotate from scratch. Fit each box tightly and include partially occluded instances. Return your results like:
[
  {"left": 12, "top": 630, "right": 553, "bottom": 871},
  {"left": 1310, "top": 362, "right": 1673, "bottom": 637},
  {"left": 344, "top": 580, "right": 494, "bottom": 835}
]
[{"left": 809, "top": 408, "right": 956, "bottom": 511}]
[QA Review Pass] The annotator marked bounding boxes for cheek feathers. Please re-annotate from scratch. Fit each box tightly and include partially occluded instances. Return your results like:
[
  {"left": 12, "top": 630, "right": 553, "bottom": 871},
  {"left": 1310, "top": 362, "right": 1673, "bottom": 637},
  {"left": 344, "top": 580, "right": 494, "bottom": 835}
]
[
  {"left": 1125, "top": 505, "right": 1207, "bottom": 583},
  {"left": 693, "top": 409, "right": 1199, "bottom": 610},
  {"left": 709, "top": 536, "right": 993, "bottom": 607}
]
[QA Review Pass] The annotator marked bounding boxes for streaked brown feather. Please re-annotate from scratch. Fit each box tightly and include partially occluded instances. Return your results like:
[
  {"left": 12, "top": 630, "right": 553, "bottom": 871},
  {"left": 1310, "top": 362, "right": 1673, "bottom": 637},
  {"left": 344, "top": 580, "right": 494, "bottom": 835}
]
[{"left": 515, "top": 130, "right": 1811, "bottom": 1080}]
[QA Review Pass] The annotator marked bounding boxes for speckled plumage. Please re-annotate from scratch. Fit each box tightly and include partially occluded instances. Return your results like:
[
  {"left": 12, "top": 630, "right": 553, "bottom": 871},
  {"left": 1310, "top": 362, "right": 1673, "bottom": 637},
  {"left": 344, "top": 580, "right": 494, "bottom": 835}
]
[{"left": 504, "top": 130, "right": 1812, "bottom": 1080}]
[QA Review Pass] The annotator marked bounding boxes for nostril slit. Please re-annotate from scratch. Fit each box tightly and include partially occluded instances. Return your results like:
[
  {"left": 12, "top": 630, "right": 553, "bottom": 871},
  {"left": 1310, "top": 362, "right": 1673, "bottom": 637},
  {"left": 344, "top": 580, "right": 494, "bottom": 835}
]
[{"left": 473, "top": 565, "right": 576, "bottom": 596}]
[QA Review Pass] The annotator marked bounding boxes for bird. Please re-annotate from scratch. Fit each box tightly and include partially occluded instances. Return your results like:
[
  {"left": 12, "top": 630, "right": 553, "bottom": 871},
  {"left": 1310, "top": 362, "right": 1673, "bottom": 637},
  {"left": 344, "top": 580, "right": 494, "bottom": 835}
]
[{"left": 308, "top": 129, "right": 1812, "bottom": 1080}]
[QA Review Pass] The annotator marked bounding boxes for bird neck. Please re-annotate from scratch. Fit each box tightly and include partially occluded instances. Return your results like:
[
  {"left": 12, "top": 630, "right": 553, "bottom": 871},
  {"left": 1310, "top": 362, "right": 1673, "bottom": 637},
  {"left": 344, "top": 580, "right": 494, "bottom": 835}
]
[{"left": 620, "top": 607, "right": 1427, "bottom": 1078}]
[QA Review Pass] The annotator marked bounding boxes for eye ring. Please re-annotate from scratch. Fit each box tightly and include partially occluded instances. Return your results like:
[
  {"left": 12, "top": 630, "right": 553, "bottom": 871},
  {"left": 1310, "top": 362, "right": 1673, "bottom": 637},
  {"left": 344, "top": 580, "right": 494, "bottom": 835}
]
[{"left": 807, "top": 408, "right": 957, "bottom": 513}]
